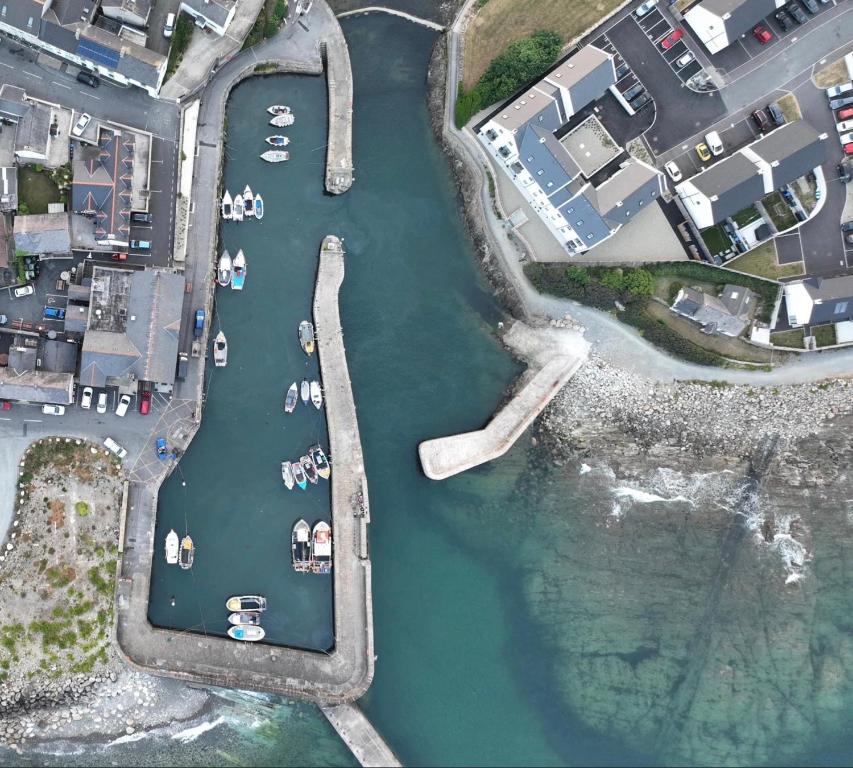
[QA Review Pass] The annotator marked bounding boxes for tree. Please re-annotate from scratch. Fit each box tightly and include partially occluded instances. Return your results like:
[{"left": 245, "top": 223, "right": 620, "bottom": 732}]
[
  {"left": 623, "top": 268, "right": 655, "bottom": 297},
  {"left": 565, "top": 265, "right": 589, "bottom": 285},
  {"left": 600, "top": 269, "right": 625, "bottom": 292}
]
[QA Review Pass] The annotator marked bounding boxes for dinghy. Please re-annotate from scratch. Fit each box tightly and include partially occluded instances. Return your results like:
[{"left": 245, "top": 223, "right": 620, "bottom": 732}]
[{"left": 260, "top": 150, "right": 289, "bottom": 162}]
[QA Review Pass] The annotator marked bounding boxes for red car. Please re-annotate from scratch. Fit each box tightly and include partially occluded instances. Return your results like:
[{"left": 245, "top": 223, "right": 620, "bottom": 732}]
[
  {"left": 139, "top": 391, "right": 151, "bottom": 415},
  {"left": 845, "top": 143, "right": 853, "bottom": 156},
  {"left": 661, "top": 29, "right": 684, "bottom": 49},
  {"left": 112, "top": 252, "right": 128, "bottom": 261},
  {"left": 752, "top": 24, "right": 772, "bottom": 44},
  {"left": 0, "top": 400, "right": 11, "bottom": 411},
  {"left": 838, "top": 107, "right": 853, "bottom": 121}
]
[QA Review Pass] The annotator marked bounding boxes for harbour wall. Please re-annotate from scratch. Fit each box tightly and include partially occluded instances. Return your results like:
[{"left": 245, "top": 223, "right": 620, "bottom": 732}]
[{"left": 321, "top": 702, "right": 403, "bottom": 767}]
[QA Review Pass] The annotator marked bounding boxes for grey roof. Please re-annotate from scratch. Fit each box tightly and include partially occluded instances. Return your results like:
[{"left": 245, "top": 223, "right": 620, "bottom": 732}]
[
  {"left": 48, "top": 0, "right": 97, "bottom": 26},
  {"left": 748, "top": 121, "right": 826, "bottom": 188},
  {"left": 495, "top": 91, "right": 564, "bottom": 134},
  {"left": 544, "top": 46, "right": 615, "bottom": 114},
  {"left": 690, "top": 153, "right": 765, "bottom": 223},
  {"left": 101, "top": 0, "right": 152, "bottom": 23},
  {"left": 8, "top": 336, "right": 37, "bottom": 371},
  {"left": 38, "top": 19, "right": 80, "bottom": 53},
  {"left": 672, "top": 286, "right": 748, "bottom": 336},
  {"left": 40, "top": 338, "right": 79, "bottom": 374},
  {"left": 0, "top": 368, "right": 74, "bottom": 405},
  {"left": 14, "top": 103, "right": 51, "bottom": 156},
  {"left": 0, "top": 1, "right": 43, "bottom": 37},
  {"left": 517, "top": 125, "right": 579, "bottom": 196},
  {"left": 181, "top": 0, "right": 236, "bottom": 27},
  {"left": 720, "top": 284, "right": 755, "bottom": 317},
  {"left": 588, "top": 161, "right": 663, "bottom": 226},
  {"left": 691, "top": 0, "right": 778, "bottom": 44},
  {"left": 71, "top": 24, "right": 165, "bottom": 89},
  {"left": 14, "top": 213, "right": 72, "bottom": 255},
  {"left": 556, "top": 188, "right": 613, "bottom": 247},
  {"left": 0, "top": 85, "right": 30, "bottom": 121},
  {"left": 803, "top": 276, "right": 853, "bottom": 325}
]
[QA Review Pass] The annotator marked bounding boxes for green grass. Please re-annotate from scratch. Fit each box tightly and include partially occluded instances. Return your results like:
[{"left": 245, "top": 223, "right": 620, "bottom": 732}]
[
  {"left": 75, "top": 501, "right": 90, "bottom": 517},
  {"left": 16, "top": 167, "right": 60, "bottom": 215},
  {"left": 726, "top": 241, "right": 803, "bottom": 280},
  {"left": 700, "top": 225, "right": 730, "bottom": 256},
  {"left": 732, "top": 206, "right": 761, "bottom": 228},
  {"left": 812, "top": 324, "right": 837, "bottom": 348},
  {"left": 762, "top": 191, "right": 797, "bottom": 232},
  {"left": 770, "top": 329, "right": 805, "bottom": 349},
  {"left": 243, "top": 0, "right": 288, "bottom": 50}
]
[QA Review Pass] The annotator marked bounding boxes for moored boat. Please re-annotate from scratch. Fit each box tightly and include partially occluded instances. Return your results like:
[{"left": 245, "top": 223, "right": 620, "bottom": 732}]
[
  {"left": 228, "top": 612, "right": 261, "bottom": 626},
  {"left": 216, "top": 249, "right": 232, "bottom": 287},
  {"left": 179, "top": 535, "right": 194, "bottom": 570},
  {"left": 243, "top": 185, "right": 254, "bottom": 218},
  {"left": 291, "top": 518, "right": 311, "bottom": 572},
  {"left": 260, "top": 150, "right": 289, "bottom": 162},
  {"left": 292, "top": 460, "right": 308, "bottom": 490},
  {"left": 233, "top": 193, "right": 244, "bottom": 222},
  {"left": 231, "top": 249, "right": 246, "bottom": 290},
  {"left": 225, "top": 595, "right": 267, "bottom": 612},
  {"left": 311, "top": 521, "right": 332, "bottom": 574},
  {"left": 301, "top": 454, "right": 318, "bottom": 485},
  {"left": 281, "top": 461, "right": 294, "bottom": 489},
  {"left": 298, "top": 320, "right": 315, "bottom": 355},
  {"left": 310, "top": 380, "right": 322, "bottom": 410},
  {"left": 227, "top": 625, "right": 266, "bottom": 642},
  {"left": 165, "top": 529, "right": 179, "bottom": 564},
  {"left": 213, "top": 330, "right": 228, "bottom": 367},
  {"left": 265, "top": 135, "right": 290, "bottom": 146},
  {"left": 254, "top": 194, "right": 264, "bottom": 220},
  {"left": 269, "top": 114, "right": 294, "bottom": 127},
  {"left": 284, "top": 382, "right": 298, "bottom": 413},
  {"left": 309, "top": 444, "right": 330, "bottom": 480},
  {"left": 221, "top": 190, "right": 232, "bottom": 220},
  {"left": 300, "top": 378, "right": 310, "bottom": 404},
  {"left": 267, "top": 105, "right": 292, "bottom": 115}
]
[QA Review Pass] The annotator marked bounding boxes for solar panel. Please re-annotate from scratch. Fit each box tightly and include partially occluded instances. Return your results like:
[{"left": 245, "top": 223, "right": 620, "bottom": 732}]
[{"left": 76, "top": 38, "right": 120, "bottom": 70}]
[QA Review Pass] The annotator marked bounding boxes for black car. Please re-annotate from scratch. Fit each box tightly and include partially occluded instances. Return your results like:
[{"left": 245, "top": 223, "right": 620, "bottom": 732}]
[
  {"left": 751, "top": 109, "right": 771, "bottom": 132},
  {"left": 774, "top": 9, "right": 794, "bottom": 30},
  {"left": 786, "top": 2, "right": 808, "bottom": 23},
  {"left": 623, "top": 82, "right": 645, "bottom": 102},
  {"left": 801, "top": 0, "right": 819, "bottom": 13},
  {"left": 615, "top": 62, "right": 630, "bottom": 80},
  {"left": 841, "top": 221, "right": 853, "bottom": 233},
  {"left": 630, "top": 93, "right": 652, "bottom": 111},
  {"left": 76, "top": 70, "right": 100, "bottom": 88},
  {"left": 767, "top": 101, "right": 785, "bottom": 126},
  {"left": 130, "top": 211, "right": 152, "bottom": 224}
]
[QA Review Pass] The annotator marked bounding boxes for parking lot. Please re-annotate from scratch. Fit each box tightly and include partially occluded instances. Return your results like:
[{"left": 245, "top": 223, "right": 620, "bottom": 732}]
[{"left": 633, "top": 7, "right": 704, "bottom": 86}]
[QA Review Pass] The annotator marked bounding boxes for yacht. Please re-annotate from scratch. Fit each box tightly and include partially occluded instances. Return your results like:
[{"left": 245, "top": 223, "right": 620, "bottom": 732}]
[
  {"left": 243, "top": 185, "right": 254, "bottom": 218},
  {"left": 227, "top": 625, "right": 266, "bottom": 642},
  {"left": 310, "top": 380, "right": 322, "bottom": 410},
  {"left": 300, "top": 378, "right": 310, "bottom": 405},
  {"left": 165, "top": 529, "right": 179, "bottom": 564},
  {"left": 301, "top": 454, "right": 318, "bottom": 485},
  {"left": 265, "top": 135, "right": 290, "bottom": 146},
  {"left": 284, "top": 382, "right": 298, "bottom": 413},
  {"left": 281, "top": 461, "right": 294, "bottom": 490},
  {"left": 270, "top": 113, "right": 294, "bottom": 127},
  {"left": 213, "top": 330, "right": 228, "bottom": 367},
  {"left": 232, "top": 193, "right": 244, "bottom": 222},
  {"left": 225, "top": 595, "right": 267, "bottom": 612},
  {"left": 292, "top": 460, "right": 308, "bottom": 490},
  {"left": 179, "top": 535, "right": 194, "bottom": 570},
  {"left": 260, "top": 150, "right": 289, "bottom": 162},
  {"left": 267, "top": 105, "right": 292, "bottom": 115},
  {"left": 309, "top": 444, "right": 330, "bottom": 480},
  {"left": 227, "top": 612, "right": 261, "bottom": 626},
  {"left": 254, "top": 194, "right": 264, "bottom": 220}
]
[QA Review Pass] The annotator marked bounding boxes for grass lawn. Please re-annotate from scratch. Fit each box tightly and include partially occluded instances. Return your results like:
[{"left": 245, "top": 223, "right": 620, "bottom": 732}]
[
  {"left": 701, "top": 224, "right": 730, "bottom": 256},
  {"left": 770, "top": 329, "right": 805, "bottom": 349},
  {"left": 813, "top": 58, "right": 849, "bottom": 88},
  {"left": 812, "top": 324, "right": 837, "bottom": 347},
  {"left": 795, "top": 176, "right": 817, "bottom": 213},
  {"left": 17, "top": 167, "right": 60, "bottom": 214},
  {"left": 463, "top": 0, "right": 625, "bottom": 89},
  {"left": 776, "top": 93, "right": 802, "bottom": 123},
  {"left": 762, "top": 191, "right": 797, "bottom": 232},
  {"left": 732, "top": 206, "right": 761, "bottom": 228},
  {"left": 726, "top": 241, "right": 803, "bottom": 280}
]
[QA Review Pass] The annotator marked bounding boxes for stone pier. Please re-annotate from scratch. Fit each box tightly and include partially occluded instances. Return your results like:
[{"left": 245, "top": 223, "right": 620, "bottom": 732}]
[
  {"left": 321, "top": 702, "right": 402, "bottom": 767},
  {"left": 322, "top": 16, "right": 354, "bottom": 194}
]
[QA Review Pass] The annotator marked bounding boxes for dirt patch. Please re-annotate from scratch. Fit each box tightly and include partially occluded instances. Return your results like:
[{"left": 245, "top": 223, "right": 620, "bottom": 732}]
[
  {"left": 776, "top": 93, "right": 802, "bottom": 123},
  {"left": 47, "top": 500, "right": 65, "bottom": 529},
  {"left": 813, "top": 57, "right": 850, "bottom": 89}
]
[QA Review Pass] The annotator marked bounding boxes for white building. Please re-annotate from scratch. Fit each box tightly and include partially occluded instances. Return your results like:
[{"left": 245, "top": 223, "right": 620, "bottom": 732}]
[
  {"left": 684, "top": 0, "right": 784, "bottom": 54},
  {"left": 179, "top": 0, "right": 238, "bottom": 36}
]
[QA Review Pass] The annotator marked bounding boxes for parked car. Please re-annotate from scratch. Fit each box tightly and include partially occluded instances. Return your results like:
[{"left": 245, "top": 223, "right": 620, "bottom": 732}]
[
  {"left": 43, "top": 306, "right": 65, "bottom": 320},
  {"left": 840, "top": 131, "right": 853, "bottom": 145},
  {"left": 630, "top": 92, "right": 652, "bottom": 110},
  {"left": 840, "top": 221, "right": 853, "bottom": 233},
  {"left": 830, "top": 95, "right": 853, "bottom": 110},
  {"left": 839, "top": 163, "right": 852, "bottom": 183},
  {"left": 675, "top": 52, "right": 694, "bottom": 68},
  {"left": 13, "top": 285, "right": 34, "bottom": 298},
  {"left": 164, "top": 12, "right": 176, "bottom": 38},
  {"left": 767, "top": 101, "right": 785, "bottom": 126},
  {"left": 845, "top": 142, "right": 853, "bottom": 156},
  {"left": 76, "top": 70, "right": 99, "bottom": 88},
  {"left": 0, "top": 401, "right": 11, "bottom": 411},
  {"left": 130, "top": 211, "right": 152, "bottom": 224},
  {"left": 81, "top": 386, "right": 93, "bottom": 410},
  {"left": 826, "top": 82, "right": 853, "bottom": 99},
  {"left": 71, "top": 112, "right": 91, "bottom": 137},
  {"left": 42, "top": 404, "right": 65, "bottom": 416},
  {"left": 635, "top": 0, "right": 659, "bottom": 17},
  {"left": 785, "top": 2, "right": 807, "bottom": 23},
  {"left": 103, "top": 437, "right": 127, "bottom": 459},
  {"left": 836, "top": 120, "right": 853, "bottom": 133},
  {"left": 97, "top": 392, "right": 107, "bottom": 414},
  {"left": 130, "top": 239, "right": 151, "bottom": 250},
  {"left": 801, "top": 0, "right": 819, "bottom": 13},
  {"left": 139, "top": 391, "right": 152, "bottom": 415},
  {"left": 695, "top": 142, "right": 712, "bottom": 162},
  {"left": 664, "top": 160, "right": 682, "bottom": 182},
  {"left": 177, "top": 352, "right": 189, "bottom": 380},
  {"left": 615, "top": 62, "right": 630, "bottom": 80},
  {"left": 193, "top": 309, "right": 205, "bottom": 339},
  {"left": 774, "top": 9, "right": 794, "bottom": 31},
  {"left": 111, "top": 252, "right": 128, "bottom": 261},
  {"left": 752, "top": 24, "right": 772, "bottom": 43},
  {"left": 751, "top": 109, "right": 771, "bottom": 132},
  {"left": 0, "top": 314, "right": 7, "bottom": 325},
  {"left": 837, "top": 107, "right": 853, "bottom": 121},
  {"left": 661, "top": 29, "right": 684, "bottom": 49},
  {"left": 704, "top": 130, "right": 724, "bottom": 156},
  {"left": 115, "top": 394, "right": 131, "bottom": 418},
  {"left": 623, "top": 82, "right": 645, "bottom": 101}
]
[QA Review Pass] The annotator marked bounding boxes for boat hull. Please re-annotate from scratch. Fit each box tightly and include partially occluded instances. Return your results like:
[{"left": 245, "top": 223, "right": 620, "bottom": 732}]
[
  {"left": 179, "top": 536, "right": 194, "bottom": 570},
  {"left": 225, "top": 595, "right": 267, "bottom": 612},
  {"left": 281, "top": 461, "right": 294, "bottom": 489},
  {"left": 310, "top": 381, "right": 322, "bottom": 410},
  {"left": 227, "top": 625, "right": 265, "bottom": 642},
  {"left": 284, "top": 382, "right": 298, "bottom": 413}
]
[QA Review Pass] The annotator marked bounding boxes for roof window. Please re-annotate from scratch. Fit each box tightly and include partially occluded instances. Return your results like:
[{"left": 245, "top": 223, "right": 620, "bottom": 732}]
[{"left": 834, "top": 302, "right": 848, "bottom": 314}]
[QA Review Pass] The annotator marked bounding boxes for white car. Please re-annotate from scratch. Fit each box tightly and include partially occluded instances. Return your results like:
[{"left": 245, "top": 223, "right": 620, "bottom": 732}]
[
  {"left": 164, "top": 12, "right": 176, "bottom": 38},
  {"left": 96, "top": 392, "right": 108, "bottom": 414},
  {"left": 826, "top": 82, "right": 853, "bottom": 99},
  {"left": 103, "top": 437, "right": 127, "bottom": 459},
  {"left": 836, "top": 120, "right": 853, "bottom": 134},
  {"left": 80, "top": 386, "right": 93, "bottom": 410},
  {"left": 13, "top": 285, "right": 34, "bottom": 298},
  {"left": 115, "top": 394, "right": 131, "bottom": 417},
  {"left": 840, "top": 132, "right": 853, "bottom": 145},
  {"left": 635, "top": 0, "right": 659, "bottom": 17},
  {"left": 664, "top": 161, "right": 682, "bottom": 182},
  {"left": 71, "top": 112, "right": 91, "bottom": 137},
  {"left": 704, "top": 130, "right": 724, "bottom": 156},
  {"left": 41, "top": 404, "right": 65, "bottom": 416},
  {"left": 675, "top": 52, "right": 694, "bottom": 69}
]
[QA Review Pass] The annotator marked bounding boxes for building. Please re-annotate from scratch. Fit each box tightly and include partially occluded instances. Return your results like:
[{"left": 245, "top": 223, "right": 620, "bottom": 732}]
[
  {"left": 671, "top": 284, "right": 756, "bottom": 336},
  {"left": 7, "top": 334, "right": 78, "bottom": 374},
  {"left": 684, "top": 0, "right": 784, "bottom": 54},
  {"left": 478, "top": 45, "right": 666, "bottom": 255},
  {"left": 675, "top": 121, "right": 827, "bottom": 230},
  {"left": 0, "top": 1, "right": 167, "bottom": 96},
  {"left": 179, "top": 0, "right": 238, "bottom": 36},
  {"left": 0, "top": 167, "right": 18, "bottom": 213},
  {"left": 14, "top": 212, "right": 72, "bottom": 258},
  {"left": 784, "top": 276, "right": 853, "bottom": 327},
  {"left": 78, "top": 267, "right": 185, "bottom": 391},
  {"left": 0, "top": 85, "right": 56, "bottom": 166},
  {"left": 100, "top": 0, "right": 152, "bottom": 28},
  {"left": 0, "top": 368, "right": 75, "bottom": 405}
]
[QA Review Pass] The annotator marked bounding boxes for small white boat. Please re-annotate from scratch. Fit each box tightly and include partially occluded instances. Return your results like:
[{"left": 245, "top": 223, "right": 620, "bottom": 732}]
[
  {"left": 254, "top": 194, "right": 264, "bottom": 220},
  {"left": 226, "top": 595, "right": 267, "bottom": 612},
  {"left": 284, "top": 382, "right": 298, "bottom": 413},
  {"left": 300, "top": 378, "right": 310, "bottom": 404},
  {"left": 221, "top": 190, "right": 232, "bottom": 220},
  {"left": 165, "top": 529, "right": 179, "bottom": 564},
  {"left": 179, "top": 535, "right": 194, "bottom": 570},
  {"left": 292, "top": 461, "right": 307, "bottom": 490},
  {"left": 227, "top": 625, "right": 266, "bottom": 642},
  {"left": 269, "top": 114, "right": 294, "bottom": 128},
  {"left": 311, "top": 521, "right": 332, "bottom": 574},
  {"left": 228, "top": 612, "right": 261, "bottom": 626},
  {"left": 310, "top": 380, "right": 322, "bottom": 410},
  {"left": 298, "top": 320, "right": 315, "bottom": 355},
  {"left": 292, "top": 518, "right": 311, "bottom": 572},
  {"left": 232, "top": 249, "right": 246, "bottom": 290},
  {"left": 267, "top": 105, "right": 292, "bottom": 115},
  {"left": 265, "top": 135, "right": 290, "bottom": 146},
  {"left": 260, "top": 150, "right": 289, "bottom": 163},
  {"left": 309, "top": 444, "right": 330, "bottom": 480},
  {"left": 213, "top": 330, "right": 228, "bottom": 367},
  {"left": 217, "top": 249, "right": 232, "bottom": 287},
  {"left": 233, "top": 194, "right": 244, "bottom": 222},
  {"left": 243, "top": 185, "right": 254, "bottom": 218},
  {"left": 281, "top": 461, "right": 294, "bottom": 489},
  {"left": 301, "top": 454, "right": 319, "bottom": 485}
]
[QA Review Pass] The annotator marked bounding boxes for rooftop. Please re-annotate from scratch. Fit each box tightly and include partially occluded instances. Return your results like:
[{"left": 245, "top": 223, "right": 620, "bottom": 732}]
[
  {"left": 14, "top": 212, "right": 72, "bottom": 255},
  {"left": 560, "top": 115, "right": 622, "bottom": 178},
  {"left": 181, "top": 0, "right": 237, "bottom": 27}
]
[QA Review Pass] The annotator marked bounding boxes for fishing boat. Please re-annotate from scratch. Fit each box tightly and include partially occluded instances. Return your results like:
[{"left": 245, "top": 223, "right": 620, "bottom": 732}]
[
  {"left": 269, "top": 114, "right": 294, "bottom": 127},
  {"left": 226, "top": 595, "right": 267, "bottom": 612},
  {"left": 300, "top": 378, "right": 310, "bottom": 404},
  {"left": 265, "top": 135, "right": 290, "bottom": 146},
  {"left": 310, "top": 380, "right": 322, "bottom": 410},
  {"left": 227, "top": 625, "right": 266, "bottom": 642},
  {"left": 233, "top": 193, "right": 244, "bottom": 222},
  {"left": 179, "top": 535, "right": 194, "bottom": 570},
  {"left": 284, "top": 382, "right": 298, "bottom": 413},
  {"left": 301, "top": 454, "right": 319, "bottom": 485},
  {"left": 260, "top": 150, "right": 289, "bottom": 162},
  {"left": 231, "top": 249, "right": 246, "bottom": 290},
  {"left": 216, "top": 249, "right": 232, "bottom": 287},
  {"left": 213, "top": 330, "right": 228, "bottom": 367},
  {"left": 267, "top": 105, "right": 292, "bottom": 115},
  {"left": 298, "top": 320, "right": 315, "bottom": 355},
  {"left": 243, "top": 185, "right": 254, "bottom": 218},
  {"left": 309, "top": 444, "right": 331, "bottom": 480},
  {"left": 254, "top": 194, "right": 264, "bottom": 220},
  {"left": 311, "top": 521, "right": 332, "bottom": 574},
  {"left": 221, "top": 190, "right": 232, "bottom": 220},
  {"left": 281, "top": 461, "right": 294, "bottom": 490},
  {"left": 165, "top": 529, "right": 179, "bottom": 564},
  {"left": 292, "top": 460, "right": 308, "bottom": 490},
  {"left": 228, "top": 612, "right": 261, "bottom": 626},
  {"left": 291, "top": 518, "right": 311, "bottom": 572}
]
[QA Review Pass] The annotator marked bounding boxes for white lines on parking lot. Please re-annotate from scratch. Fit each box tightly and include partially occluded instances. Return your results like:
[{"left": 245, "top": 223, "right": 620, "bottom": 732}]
[
  {"left": 52, "top": 81, "right": 71, "bottom": 90},
  {"left": 24, "top": 419, "right": 42, "bottom": 424},
  {"left": 0, "top": 62, "right": 13, "bottom": 70},
  {"left": 81, "top": 92, "right": 101, "bottom": 100},
  {"left": 23, "top": 71, "right": 43, "bottom": 80}
]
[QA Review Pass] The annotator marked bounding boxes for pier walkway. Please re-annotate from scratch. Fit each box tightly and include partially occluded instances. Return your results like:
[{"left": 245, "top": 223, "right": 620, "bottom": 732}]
[
  {"left": 337, "top": 7, "right": 445, "bottom": 31},
  {"left": 322, "top": 702, "right": 402, "bottom": 767}
]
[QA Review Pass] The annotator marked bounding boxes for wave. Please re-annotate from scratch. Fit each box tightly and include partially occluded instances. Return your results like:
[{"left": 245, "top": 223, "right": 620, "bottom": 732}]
[
  {"left": 170, "top": 716, "right": 227, "bottom": 743},
  {"left": 108, "top": 730, "right": 150, "bottom": 747},
  {"left": 612, "top": 487, "right": 692, "bottom": 505}
]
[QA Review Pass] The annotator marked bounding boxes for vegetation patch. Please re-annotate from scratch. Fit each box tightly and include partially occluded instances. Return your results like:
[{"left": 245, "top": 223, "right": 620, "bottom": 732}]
[
  {"left": 762, "top": 191, "right": 797, "bottom": 232},
  {"left": 17, "top": 166, "right": 61, "bottom": 215},
  {"left": 776, "top": 93, "right": 802, "bottom": 123},
  {"left": 243, "top": 0, "right": 288, "bottom": 50},
  {"left": 732, "top": 206, "right": 761, "bottom": 228},
  {"left": 812, "top": 324, "right": 837, "bottom": 348},
  {"left": 166, "top": 13, "right": 194, "bottom": 78},
  {"left": 75, "top": 501, "right": 90, "bottom": 517},
  {"left": 700, "top": 225, "right": 731, "bottom": 257},
  {"left": 727, "top": 241, "right": 803, "bottom": 280},
  {"left": 770, "top": 329, "right": 805, "bottom": 349},
  {"left": 813, "top": 59, "right": 849, "bottom": 88}
]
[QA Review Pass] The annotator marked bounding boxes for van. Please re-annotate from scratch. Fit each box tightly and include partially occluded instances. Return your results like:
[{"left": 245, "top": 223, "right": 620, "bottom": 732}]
[
  {"left": 130, "top": 211, "right": 152, "bottom": 224},
  {"left": 164, "top": 12, "right": 176, "bottom": 38},
  {"left": 704, "top": 130, "right": 724, "bottom": 156},
  {"left": 103, "top": 437, "right": 128, "bottom": 459},
  {"left": 826, "top": 82, "right": 853, "bottom": 99},
  {"left": 177, "top": 352, "right": 189, "bottom": 380}
]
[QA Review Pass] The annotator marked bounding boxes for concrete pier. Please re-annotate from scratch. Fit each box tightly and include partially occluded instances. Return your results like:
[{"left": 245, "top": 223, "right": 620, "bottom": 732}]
[
  {"left": 322, "top": 18, "right": 354, "bottom": 194},
  {"left": 321, "top": 702, "right": 402, "bottom": 767}
]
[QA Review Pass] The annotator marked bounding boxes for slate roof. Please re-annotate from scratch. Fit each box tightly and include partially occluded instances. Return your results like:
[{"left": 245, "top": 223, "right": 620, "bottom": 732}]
[
  {"left": 695, "top": 0, "right": 779, "bottom": 42},
  {"left": 181, "top": 0, "right": 236, "bottom": 27},
  {"left": 41, "top": 338, "right": 80, "bottom": 374},
  {"left": 747, "top": 121, "right": 826, "bottom": 188},
  {"left": 101, "top": 0, "right": 152, "bottom": 23},
  {"left": 516, "top": 125, "right": 580, "bottom": 195},
  {"left": 0, "top": 85, "right": 30, "bottom": 121},
  {"left": 0, "top": 167, "right": 17, "bottom": 213},
  {"left": 14, "top": 103, "right": 51, "bottom": 157},
  {"left": 556, "top": 187, "right": 613, "bottom": 246},
  {"left": 720, "top": 284, "right": 756, "bottom": 317},
  {"left": 0, "top": 368, "right": 75, "bottom": 405},
  {"left": 803, "top": 276, "right": 853, "bottom": 325},
  {"left": 0, "top": 1, "right": 44, "bottom": 37},
  {"left": 14, "top": 213, "right": 72, "bottom": 256},
  {"left": 544, "top": 46, "right": 615, "bottom": 113},
  {"left": 588, "top": 161, "right": 663, "bottom": 226},
  {"left": 672, "top": 286, "right": 748, "bottom": 336}
]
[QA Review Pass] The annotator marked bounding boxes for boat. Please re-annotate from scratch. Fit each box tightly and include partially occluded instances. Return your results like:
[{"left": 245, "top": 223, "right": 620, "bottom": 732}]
[
  {"left": 227, "top": 625, "right": 266, "bottom": 642},
  {"left": 179, "top": 535, "right": 194, "bottom": 570},
  {"left": 284, "top": 382, "right": 298, "bottom": 413},
  {"left": 267, "top": 105, "right": 292, "bottom": 115},
  {"left": 225, "top": 595, "right": 267, "bottom": 612},
  {"left": 292, "top": 460, "right": 308, "bottom": 490},
  {"left": 231, "top": 249, "right": 246, "bottom": 290},
  {"left": 265, "top": 135, "right": 290, "bottom": 146},
  {"left": 291, "top": 518, "right": 311, "bottom": 572},
  {"left": 260, "top": 150, "right": 289, "bottom": 162},
  {"left": 165, "top": 529, "right": 179, "bottom": 564},
  {"left": 228, "top": 612, "right": 261, "bottom": 626},
  {"left": 300, "top": 378, "right": 310, "bottom": 404},
  {"left": 216, "top": 249, "right": 232, "bottom": 287},
  {"left": 311, "top": 521, "right": 332, "bottom": 574},
  {"left": 301, "top": 454, "right": 319, "bottom": 485},
  {"left": 254, "top": 194, "right": 264, "bottom": 220},
  {"left": 213, "top": 330, "right": 228, "bottom": 367},
  {"left": 233, "top": 193, "right": 244, "bottom": 222},
  {"left": 309, "top": 444, "right": 330, "bottom": 480},
  {"left": 298, "top": 320, "right": 315, "bottom": 355},
  {"left": 269, "top": 114, "right": 294, "bottom": 128},
  {"left": 281, "top": 461, "right": 294, "bottom": 489},
  {"left": 221, "top": 190, "right": 232, "bottom": 220},
  {"left": 310, "top": 380, "right": 322, "bottom": 410},
  {"left": 243, "top": 185, "right": 254, "bottom": 218}
]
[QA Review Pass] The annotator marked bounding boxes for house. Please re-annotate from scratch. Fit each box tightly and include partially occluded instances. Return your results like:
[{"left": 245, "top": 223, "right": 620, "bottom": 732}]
[
  {"left": 675, "top": 121, "right": 827, "bottom": 230},
  {"left": 671, "top": 284, "right": 756, "bottom": 336},
  {"left": 0, "top": 368, "right": 75, "bottom": 405},
  {"left": 0, "top": 167, "right": 18, "bottom": 213},
  {"left": 100, "top": 0, "right": 152, "bottom": 28},
  {"left": 784, "top": 276, "right": 853, "bottom": 327},
  {"left": 685, "top": 0, "right": 784, "bottom": 54},
  {"left": 78, "top": 267, "right": 185, "bottom": 391},
  {"left": 14, "top": 213, "right": 72, "bottom": 258},
  {"left": 179, "top": 0, "right": 238, "bottom": 36},
  {"left": 6, "top": 334, "right": 78, "bottom": 374}
]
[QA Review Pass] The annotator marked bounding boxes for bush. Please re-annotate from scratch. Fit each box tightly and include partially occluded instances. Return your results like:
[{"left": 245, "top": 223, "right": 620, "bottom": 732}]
[
  {"left": 621, "top": 304, "right": 726, "bottom": 366},
  {"left": 75, "top": 501, "right": 90, "bottom": 517}
]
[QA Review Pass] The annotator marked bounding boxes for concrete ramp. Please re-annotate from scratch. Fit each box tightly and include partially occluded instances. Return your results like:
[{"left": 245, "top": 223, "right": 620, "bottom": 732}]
[{"left": 321, "top": 702, "right": 402, "bottom": 767}]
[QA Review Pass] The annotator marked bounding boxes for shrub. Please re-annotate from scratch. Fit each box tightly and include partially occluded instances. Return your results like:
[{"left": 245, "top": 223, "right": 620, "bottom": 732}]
[
  {"left": 75, "top": 501, "right": 90, "bottom": 517},
  {"left": 667, "top": 281, "right": 684, "bottom": 305},
  {"left": 621, "top": 304, "right": 726, "bottom": 366}
]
